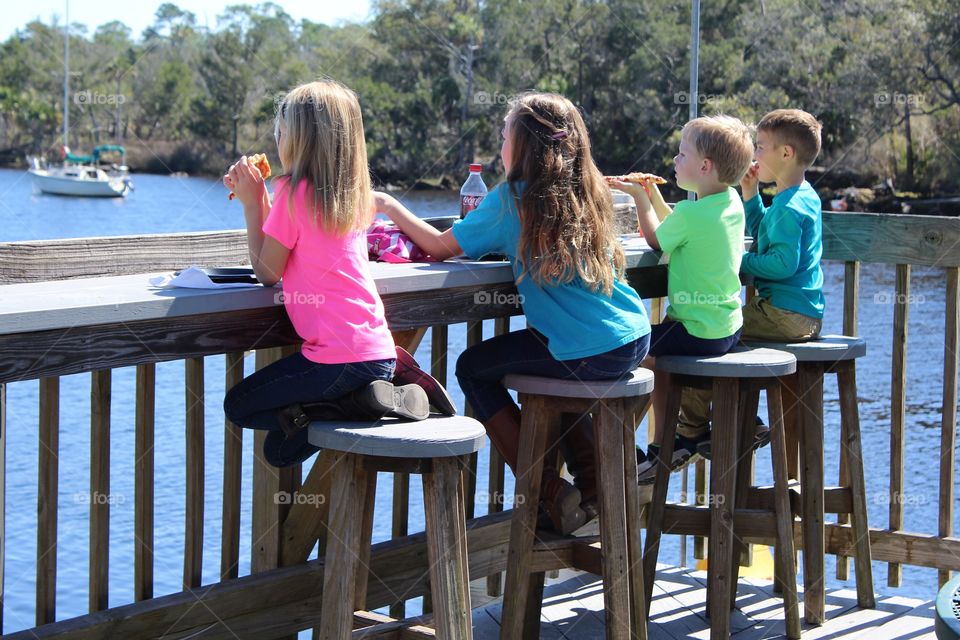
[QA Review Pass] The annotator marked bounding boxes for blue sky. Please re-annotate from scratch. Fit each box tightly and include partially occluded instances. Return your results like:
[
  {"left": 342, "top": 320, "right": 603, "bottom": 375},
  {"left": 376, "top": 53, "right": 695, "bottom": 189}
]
[{"left": 3, "top": 0, "right": 372, "bottom": 41}]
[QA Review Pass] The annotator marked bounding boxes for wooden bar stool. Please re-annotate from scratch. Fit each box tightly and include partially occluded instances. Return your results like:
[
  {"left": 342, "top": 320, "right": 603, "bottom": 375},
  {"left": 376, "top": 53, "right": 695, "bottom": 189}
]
[
  {"left": 745, "top": 335, "right": 876, "bottom": 623},
  {"left": 643, "top": 347, "right": 801, "bottom": 640},
  {"left": 309, "top": 415, "right": 486, "bottom": 640},
  {"left": 500, "top": 368, "right": 655, "bottom": 640}
]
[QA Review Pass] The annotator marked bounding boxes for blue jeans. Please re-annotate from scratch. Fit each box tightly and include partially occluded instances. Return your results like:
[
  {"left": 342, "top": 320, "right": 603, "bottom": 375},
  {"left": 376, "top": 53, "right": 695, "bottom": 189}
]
[
  {"left": 456, "top": 329, "right": 650, "bottom": 422},
  {"left": 648, "top": 320, "right": 742, "bottom": 357},
  {"left": 224, "top": 353, "right": 395, "bottom": 467}
]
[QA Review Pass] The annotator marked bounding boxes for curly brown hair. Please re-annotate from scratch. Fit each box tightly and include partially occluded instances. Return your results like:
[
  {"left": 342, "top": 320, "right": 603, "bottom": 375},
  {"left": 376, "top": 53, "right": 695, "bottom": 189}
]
[{"left": 505, "top": 92, "right": 623, "bottom": 296}]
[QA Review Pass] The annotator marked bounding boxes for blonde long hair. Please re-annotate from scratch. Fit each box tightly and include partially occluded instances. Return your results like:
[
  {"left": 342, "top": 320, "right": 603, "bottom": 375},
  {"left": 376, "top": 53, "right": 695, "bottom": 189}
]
[
  {"left": 507, "top": 93, "right": 623, "bottom": 296},
  {"left": 275, "top": 81, "right": 372, "bottom": 234}
]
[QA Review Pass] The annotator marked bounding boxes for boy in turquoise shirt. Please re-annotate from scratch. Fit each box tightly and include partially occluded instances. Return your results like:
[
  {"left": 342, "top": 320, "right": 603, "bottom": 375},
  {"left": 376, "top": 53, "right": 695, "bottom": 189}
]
[
  {"left": 609, "top": 114, "right": 754, "bottom": 475},
  {"left": 684, "top": 109, "right": 826, "bottom": 462}
]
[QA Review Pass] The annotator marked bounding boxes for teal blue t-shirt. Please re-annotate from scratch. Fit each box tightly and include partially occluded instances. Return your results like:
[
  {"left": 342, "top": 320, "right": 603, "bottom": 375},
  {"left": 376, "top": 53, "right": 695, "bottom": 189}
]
[
  {"left": 741, "top": 181, "right": 825, "bottom": 319},
  {"left": 451, "top": 183, "right": 651, "bottom": 361}
]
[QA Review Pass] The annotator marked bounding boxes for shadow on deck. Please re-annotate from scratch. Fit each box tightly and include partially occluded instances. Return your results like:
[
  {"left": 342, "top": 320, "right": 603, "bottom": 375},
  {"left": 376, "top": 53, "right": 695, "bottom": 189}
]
[{"left": 472, "top": 565, "right": 936, "bottom": 639}]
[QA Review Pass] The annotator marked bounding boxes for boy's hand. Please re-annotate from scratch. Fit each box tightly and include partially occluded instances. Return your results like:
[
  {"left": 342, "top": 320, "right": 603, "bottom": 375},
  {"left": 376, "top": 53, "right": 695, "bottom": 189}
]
[
  {"left": 225, "top": 156, "right": 267, "bottom": 208},
  {"left": 608, "top": 177, "right": 657, "bottom": 211},
  {"left": 740, "top": 162, "right": 760, "bottom": 200},
  {"left": 372, "top": 190, "right": 402, "bottom": 220}
]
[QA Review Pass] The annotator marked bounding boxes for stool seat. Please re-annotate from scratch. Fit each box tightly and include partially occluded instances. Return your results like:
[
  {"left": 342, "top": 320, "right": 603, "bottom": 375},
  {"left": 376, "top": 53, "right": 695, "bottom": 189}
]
[
  {"left": 744, "top": 334, "right": 866, "bottom": 362},
  {"left": 309, "top": 415, "right": 486, "bottom": 458},
  {"left": 656, "top": 346, "right": 797, "bottom": 378},
  {"left": 503, "top": 367, "right": 654, "bottom": 398}
]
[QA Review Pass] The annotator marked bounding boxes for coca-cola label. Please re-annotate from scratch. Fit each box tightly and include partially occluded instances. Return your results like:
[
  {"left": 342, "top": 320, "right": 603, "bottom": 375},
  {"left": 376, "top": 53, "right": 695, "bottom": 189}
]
[{"left": 460, "top": 194, "right": 484, "bottom": 218}]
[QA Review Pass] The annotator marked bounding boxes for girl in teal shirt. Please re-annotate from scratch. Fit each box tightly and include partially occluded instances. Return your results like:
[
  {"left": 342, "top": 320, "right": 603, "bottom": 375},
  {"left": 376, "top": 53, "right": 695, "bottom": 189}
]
[{"left": 375, "top": 93, "right": 650, "bottom": 533}]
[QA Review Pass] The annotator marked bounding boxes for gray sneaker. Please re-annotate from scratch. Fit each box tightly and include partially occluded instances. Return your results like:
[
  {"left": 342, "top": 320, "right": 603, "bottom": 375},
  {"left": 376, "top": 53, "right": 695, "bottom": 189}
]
[{"left": 696, "top": 416, "right": 770, "bottom": 460}]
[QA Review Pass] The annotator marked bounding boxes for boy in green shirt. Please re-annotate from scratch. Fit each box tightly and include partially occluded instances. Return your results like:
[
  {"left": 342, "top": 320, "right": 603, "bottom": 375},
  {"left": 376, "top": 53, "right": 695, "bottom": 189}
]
[
  {"left": 685, "top": 109, "right": 825, "bottom": 462},
  {"left": 609, "top": 114, "right": 754, "bottom": 477}
]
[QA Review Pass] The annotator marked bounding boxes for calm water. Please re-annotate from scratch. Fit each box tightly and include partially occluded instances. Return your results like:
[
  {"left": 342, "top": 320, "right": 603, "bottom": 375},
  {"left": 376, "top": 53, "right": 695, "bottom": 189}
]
[{"left": 0, "top": 167, "right": 956, "bottom": 630}]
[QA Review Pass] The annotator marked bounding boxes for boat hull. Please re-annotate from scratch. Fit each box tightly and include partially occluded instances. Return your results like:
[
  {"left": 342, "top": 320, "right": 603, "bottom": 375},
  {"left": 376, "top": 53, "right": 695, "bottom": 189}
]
[{"left": 29, "top": 169, "right": 131, "bottom": 197}]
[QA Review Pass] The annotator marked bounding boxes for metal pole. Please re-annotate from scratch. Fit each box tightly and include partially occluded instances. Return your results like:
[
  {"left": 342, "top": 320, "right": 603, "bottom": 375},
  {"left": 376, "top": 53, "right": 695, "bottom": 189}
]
[
  {"left": 688, "top": 0, "right": 700, "bottom": 201},
  {"left": 63, "top": 0, "right": 69, "bottom": 148}
]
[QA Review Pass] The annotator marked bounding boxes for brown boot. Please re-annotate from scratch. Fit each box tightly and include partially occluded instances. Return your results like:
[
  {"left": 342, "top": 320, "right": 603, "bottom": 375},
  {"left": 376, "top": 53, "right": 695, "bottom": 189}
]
[
  {"left": 540, "top": 470, "right": 587, "bottom": 535},
  {"left": 558, "top": 413, "right": 598, "bottom": 521},
  {"left": 483, "top": 406, "right": 585, "bottom": 534}
]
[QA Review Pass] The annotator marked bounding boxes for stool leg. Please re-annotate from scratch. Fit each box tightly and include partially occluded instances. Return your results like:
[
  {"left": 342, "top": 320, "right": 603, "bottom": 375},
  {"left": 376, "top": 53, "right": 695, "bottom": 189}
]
[
  {"left": 596, "top": 400, "right": 633, "bottom": 640},
  {"left": 423, "top": 456, "right": 474, "bottom": 640},
  {"left": 729, "top": 384, "right": 761, "bottom": 609},
  {"left": 624, "top": 396, "right": 651, "bottom": 639},
  {"left": 501, "top": 395, "right": 550, "bottom": 640},
  {"left": 782, "top": 372, "right": 801, "bottom": 481},
  {"left": 836, "top": 360, "right": 876, "bottom": 608},
  {"left": 318, "top": 452, "right": 367, "bottom": 640},
  {"left": 643, "top": 381, "right": 683, "bottom": 613},
  {"left": 356, "top": 470, "right": 378, "bottom": 610},
  {"left": 707, "top": 378, "right": 740, "bottom": 640},
  {"left": 798, "top": 363, "right": 825, "bottom": 625},
  {"left": 768, "top": 383, "right": 802, "bottom": 640}
]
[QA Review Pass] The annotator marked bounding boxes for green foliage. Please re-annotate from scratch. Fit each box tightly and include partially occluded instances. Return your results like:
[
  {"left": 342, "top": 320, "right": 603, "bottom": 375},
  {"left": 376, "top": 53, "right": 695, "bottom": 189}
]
[{"left": 0, "top": 0, "right": 958, "bottom": 194}]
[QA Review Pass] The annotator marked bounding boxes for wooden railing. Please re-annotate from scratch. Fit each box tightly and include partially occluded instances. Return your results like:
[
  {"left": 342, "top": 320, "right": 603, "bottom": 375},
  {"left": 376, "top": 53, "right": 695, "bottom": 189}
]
[{"left": 0, "top": 211, "right": 957, "bottom": 638}]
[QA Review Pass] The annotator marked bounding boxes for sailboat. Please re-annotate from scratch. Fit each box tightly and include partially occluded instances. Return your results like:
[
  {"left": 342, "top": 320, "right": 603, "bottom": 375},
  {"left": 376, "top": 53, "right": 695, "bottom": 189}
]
[{"left": 27, "top": 1, "right": 133, "bottom": 198}]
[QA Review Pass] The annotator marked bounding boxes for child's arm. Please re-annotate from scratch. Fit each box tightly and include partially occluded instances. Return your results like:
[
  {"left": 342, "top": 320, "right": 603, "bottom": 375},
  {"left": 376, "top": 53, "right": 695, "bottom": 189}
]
[
  {"left": 740, "top": 205, "right": 803, "bottom": 280},
  {"left": 226, "top": 157, "right": 289, "bottom": 286},
  {"left": 607, "top": 179, "right": 667, "bottom": 250},
  {"left": 373, "top": 191, "right": 464, "bottom": 261},
  {"left": 740, "top": 162, "right": 766, "bottom": 238}
]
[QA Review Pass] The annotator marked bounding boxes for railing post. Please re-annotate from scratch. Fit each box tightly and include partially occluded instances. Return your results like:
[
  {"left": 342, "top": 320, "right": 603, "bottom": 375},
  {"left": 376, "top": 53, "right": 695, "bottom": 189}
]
[
  {"left": 221, "top": 352, "right": 245, "bottom": 581},
  {"left": 888, "top": 263, "right": 910, "bottom": 588},
  {"left": 939, "top": 267, "right": 958, "bottom": 587},
  {"left": 89, "top": 370, "right": 111, "bottom": 612},
  {"left": 184, "top": 357, "right": 205, "bottom": 590},
  {"left": 37, "top": 376, "right": 59, "bottom": 625},
  {"left": 135, "top": 363, "right": 155, "bottom": 602}
]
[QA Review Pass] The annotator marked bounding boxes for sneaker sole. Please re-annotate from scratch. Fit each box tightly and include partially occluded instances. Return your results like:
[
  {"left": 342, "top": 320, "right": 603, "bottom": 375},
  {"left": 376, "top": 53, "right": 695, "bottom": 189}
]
[{"left": 390, "top": 383, "right": 430, "bottom": 421}]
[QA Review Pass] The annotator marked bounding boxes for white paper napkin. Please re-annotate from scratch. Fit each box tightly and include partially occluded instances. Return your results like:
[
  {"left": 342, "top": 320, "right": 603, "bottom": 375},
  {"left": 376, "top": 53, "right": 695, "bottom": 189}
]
[{"left": 149, "top": 266, "right": 261, "bottom": 289}]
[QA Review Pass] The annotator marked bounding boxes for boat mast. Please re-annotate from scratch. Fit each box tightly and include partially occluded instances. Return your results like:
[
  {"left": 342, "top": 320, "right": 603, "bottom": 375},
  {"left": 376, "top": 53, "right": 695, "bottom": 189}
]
[{"left": 63, "top": 0, "right": 69, "bottom": 148}]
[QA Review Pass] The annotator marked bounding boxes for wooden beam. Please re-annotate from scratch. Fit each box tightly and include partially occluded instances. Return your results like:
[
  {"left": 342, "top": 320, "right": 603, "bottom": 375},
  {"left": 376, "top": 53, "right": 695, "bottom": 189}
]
[{"left": 822, "top": 211, "right": 960, "bottom": 267}]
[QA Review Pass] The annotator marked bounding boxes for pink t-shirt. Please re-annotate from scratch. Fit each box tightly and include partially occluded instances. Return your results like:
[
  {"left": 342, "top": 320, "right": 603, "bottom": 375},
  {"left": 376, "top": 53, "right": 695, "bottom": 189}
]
[{"left": 262, "top": 178, "right": 396, "bottom": 364}]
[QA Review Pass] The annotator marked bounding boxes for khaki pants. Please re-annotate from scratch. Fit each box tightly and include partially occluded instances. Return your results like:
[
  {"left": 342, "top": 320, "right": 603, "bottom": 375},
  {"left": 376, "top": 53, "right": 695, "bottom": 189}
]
[{"left": 677, "top": 296, "right": 822, "bottom": 437}]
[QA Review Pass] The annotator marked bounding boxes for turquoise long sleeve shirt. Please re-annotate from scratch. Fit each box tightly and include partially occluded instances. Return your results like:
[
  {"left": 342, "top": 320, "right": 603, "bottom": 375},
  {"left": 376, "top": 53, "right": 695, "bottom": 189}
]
[{"left": 741, "top": 181, "right": 825, "bottom": 319}]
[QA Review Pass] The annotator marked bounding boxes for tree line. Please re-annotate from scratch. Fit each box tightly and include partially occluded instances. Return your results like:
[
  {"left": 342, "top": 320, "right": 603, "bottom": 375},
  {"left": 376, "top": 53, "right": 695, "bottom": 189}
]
[{"left": 1, "top": 0, "right": 958, "bottom": 198}]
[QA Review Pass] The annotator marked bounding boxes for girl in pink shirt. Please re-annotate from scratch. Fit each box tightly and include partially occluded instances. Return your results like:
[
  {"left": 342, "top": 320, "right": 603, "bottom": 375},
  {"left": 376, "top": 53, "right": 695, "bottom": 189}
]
[{"left": 222, "top": 80, "right": 427, "bottom": 467}]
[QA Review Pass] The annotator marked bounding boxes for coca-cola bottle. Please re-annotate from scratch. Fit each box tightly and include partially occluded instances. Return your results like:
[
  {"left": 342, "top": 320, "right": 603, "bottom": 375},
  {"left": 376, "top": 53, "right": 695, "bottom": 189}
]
[{"left": 460, "top": 163, "right": 488, "bottom": 219}]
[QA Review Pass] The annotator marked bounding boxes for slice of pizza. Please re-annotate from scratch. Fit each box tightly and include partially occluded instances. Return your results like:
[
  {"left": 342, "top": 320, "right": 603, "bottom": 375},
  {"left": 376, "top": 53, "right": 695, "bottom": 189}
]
[
  {"left": 228, "top": 153, "right": 272, "bottom": 200},
  {"left": 605, "top": 172, "right": 668, "bottom": 185}
]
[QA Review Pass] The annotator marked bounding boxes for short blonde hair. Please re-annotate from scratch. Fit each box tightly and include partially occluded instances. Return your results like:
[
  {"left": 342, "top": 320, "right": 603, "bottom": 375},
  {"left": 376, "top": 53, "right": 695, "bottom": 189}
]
[
  {"left": 682, "top": 115, "right": 755, "bottom": 185},
  {"left": 757, "top": 109, "right": 822, "bottom": 168},
  {"left": 276, "top": 80, "right": 372, "bottom": 235}
]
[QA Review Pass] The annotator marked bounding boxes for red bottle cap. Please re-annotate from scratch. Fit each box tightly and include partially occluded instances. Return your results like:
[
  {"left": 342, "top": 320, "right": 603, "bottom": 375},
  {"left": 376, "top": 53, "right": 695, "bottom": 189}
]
[{"left": 469, "top": 163, "right": 483, "bottom": 173}]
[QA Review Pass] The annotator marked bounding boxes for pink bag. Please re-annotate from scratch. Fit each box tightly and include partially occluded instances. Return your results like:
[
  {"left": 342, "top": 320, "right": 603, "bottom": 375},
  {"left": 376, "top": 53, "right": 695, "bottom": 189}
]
[{"left": 366, "top": 221, "right": 435, "bottom": 263}]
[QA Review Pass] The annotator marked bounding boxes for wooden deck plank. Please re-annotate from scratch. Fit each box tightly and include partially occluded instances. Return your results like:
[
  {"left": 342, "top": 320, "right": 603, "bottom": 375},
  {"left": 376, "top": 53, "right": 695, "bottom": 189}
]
[{"left": 473, "top": 567, "right": 935, "bottom": 640}]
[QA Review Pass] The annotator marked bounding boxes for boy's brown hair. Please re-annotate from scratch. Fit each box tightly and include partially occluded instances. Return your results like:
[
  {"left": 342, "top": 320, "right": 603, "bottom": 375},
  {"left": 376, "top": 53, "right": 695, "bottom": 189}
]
[
  {"left": 682, "top": 115, "right": 755, "bottom": 186},
  {"left": 757, "top": 109, "right": 822, "bottom": 168}
]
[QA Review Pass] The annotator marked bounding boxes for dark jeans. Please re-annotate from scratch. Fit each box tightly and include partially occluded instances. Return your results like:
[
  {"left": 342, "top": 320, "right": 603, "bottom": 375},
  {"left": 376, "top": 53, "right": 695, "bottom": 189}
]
[
  {"left": 648, "top": 320, "right": 742, "bottom": 357},
  {"left": 223, "top": 352, "right": 395, "bottom": 467},
  {"left": 456, "top": 329, "right": 650, "bottom": 422}
]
